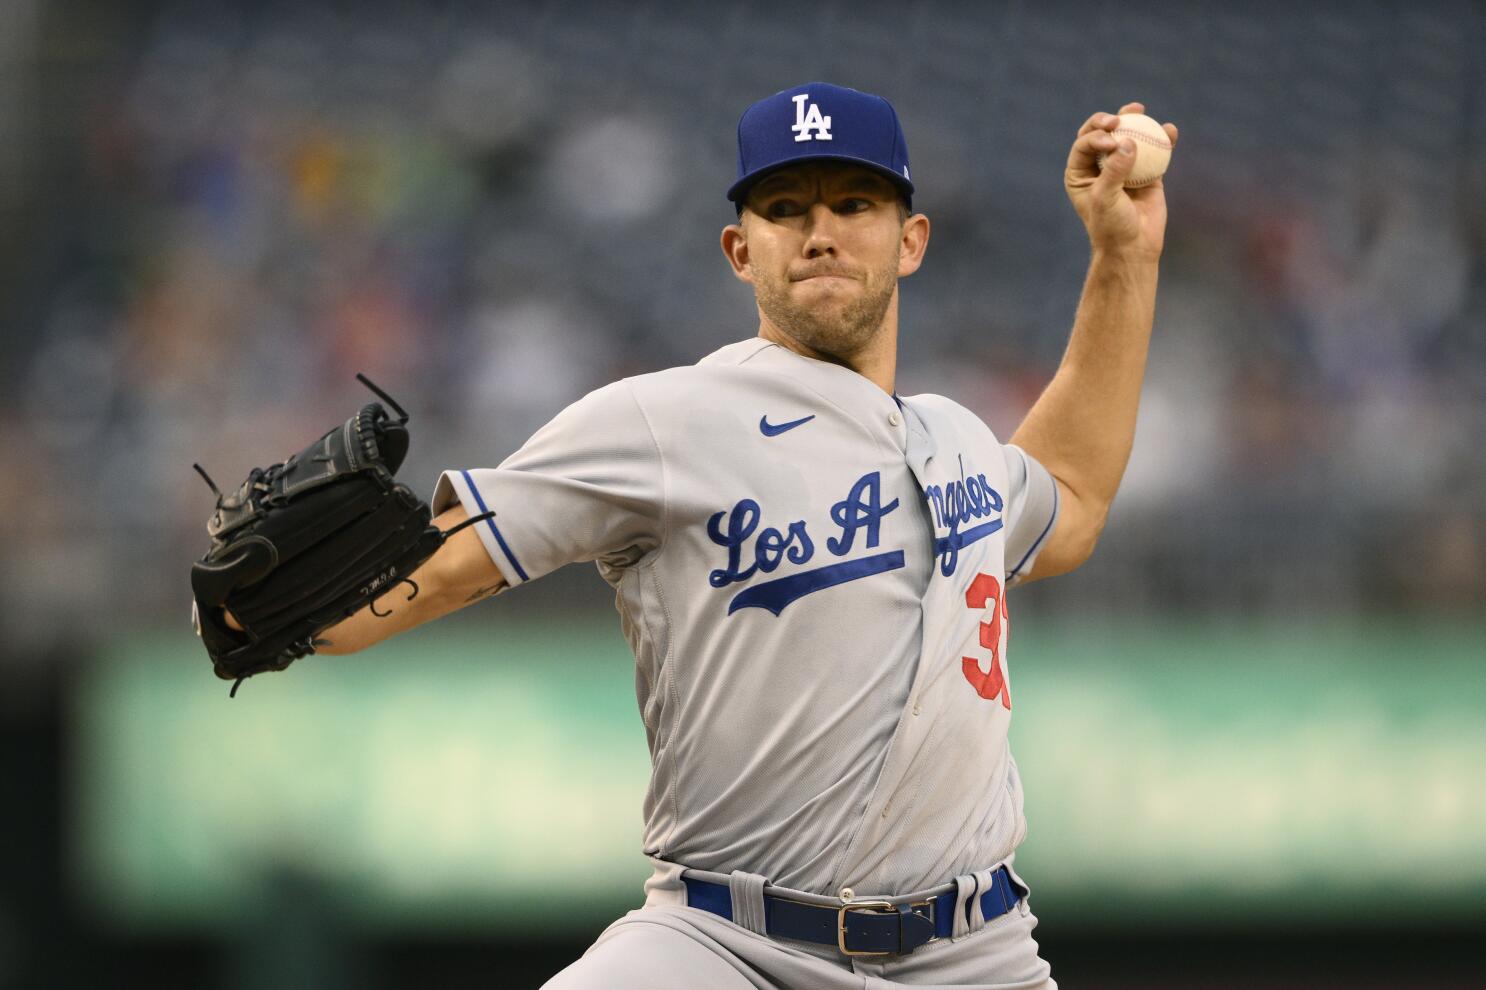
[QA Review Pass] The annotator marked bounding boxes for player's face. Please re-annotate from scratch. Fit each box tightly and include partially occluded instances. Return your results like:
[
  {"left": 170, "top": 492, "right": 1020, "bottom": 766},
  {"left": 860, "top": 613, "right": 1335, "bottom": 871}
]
[{"left": 724, "top": 163, "right": 926, "bottom": 361}]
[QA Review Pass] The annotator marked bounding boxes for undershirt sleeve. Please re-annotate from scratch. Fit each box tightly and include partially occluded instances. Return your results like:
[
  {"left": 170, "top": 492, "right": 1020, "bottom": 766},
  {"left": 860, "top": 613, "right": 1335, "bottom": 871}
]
[
  {"left": 430, "top": 379, "right": 664, "bottom": 589},
  {"left": 1000, "top": 443, "right": 1059, "bottom": 586}
]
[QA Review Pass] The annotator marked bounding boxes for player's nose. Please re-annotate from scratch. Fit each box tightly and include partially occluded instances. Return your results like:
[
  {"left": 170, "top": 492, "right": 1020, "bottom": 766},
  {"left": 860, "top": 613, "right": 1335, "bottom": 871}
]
[{"left": 802, "top": 202, "right": 839, "bottom": 257}]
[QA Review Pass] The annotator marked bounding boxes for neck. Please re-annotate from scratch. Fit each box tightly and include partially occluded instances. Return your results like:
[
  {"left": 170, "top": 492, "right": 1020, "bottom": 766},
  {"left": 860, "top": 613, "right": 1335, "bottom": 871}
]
[{"left": 756, "top": 299, "right": 900, "bottom": 395}]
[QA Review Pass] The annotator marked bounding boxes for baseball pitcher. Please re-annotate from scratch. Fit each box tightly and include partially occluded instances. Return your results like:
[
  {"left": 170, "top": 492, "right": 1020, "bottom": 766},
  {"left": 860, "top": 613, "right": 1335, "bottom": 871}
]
[{"left": 193, "top": 82, "right": 1177, "bottom": 988}]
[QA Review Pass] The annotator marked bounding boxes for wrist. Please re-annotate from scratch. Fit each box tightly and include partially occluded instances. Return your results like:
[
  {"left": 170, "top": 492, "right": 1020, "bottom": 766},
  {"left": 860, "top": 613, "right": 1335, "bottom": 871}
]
[{"left": 1089, "top": 246, "right": 1162, "bottom": 275}]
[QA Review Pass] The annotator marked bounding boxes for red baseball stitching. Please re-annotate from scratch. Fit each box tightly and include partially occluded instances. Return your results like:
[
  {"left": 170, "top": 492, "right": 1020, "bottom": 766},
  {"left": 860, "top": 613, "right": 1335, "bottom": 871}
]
[{"left": 1114, "top": 127, "right": 1171, "bottom": 150}]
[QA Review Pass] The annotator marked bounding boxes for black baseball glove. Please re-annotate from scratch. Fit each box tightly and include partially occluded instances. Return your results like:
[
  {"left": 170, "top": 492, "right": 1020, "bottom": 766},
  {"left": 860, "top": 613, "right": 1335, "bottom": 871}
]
[{"left": 189, "top": 376, "right": 489, "bottom": 695}]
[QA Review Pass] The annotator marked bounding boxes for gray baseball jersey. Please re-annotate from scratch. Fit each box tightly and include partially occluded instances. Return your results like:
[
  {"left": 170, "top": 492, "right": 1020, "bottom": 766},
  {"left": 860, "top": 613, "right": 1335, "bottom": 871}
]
[{"left": 432, "top": 337, "right": 1058, "bottom": 898}]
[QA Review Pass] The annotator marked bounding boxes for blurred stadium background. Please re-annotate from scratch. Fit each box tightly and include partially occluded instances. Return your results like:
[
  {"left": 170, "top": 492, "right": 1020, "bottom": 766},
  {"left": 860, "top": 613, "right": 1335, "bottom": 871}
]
[{"left": 1, "top": 0, "right": 1483, "bottom": 987}]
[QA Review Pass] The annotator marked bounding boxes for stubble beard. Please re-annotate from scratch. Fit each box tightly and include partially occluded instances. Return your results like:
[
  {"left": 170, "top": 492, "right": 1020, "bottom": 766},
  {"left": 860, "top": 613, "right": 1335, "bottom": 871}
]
[{"left": 754, "top": 264, "right": 897, "bottom": 361}]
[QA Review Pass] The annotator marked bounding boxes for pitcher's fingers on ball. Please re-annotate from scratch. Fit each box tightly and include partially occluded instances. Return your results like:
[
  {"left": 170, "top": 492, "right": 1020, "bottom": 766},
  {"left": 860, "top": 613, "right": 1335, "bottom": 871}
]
[
  {"left": 1118, "top": 101, "right": 1146, "bottom": 115},
  {"left": 1067, "top": 127, "right": 1126, "bottom": 176},
  {"left": 1079, "top": 128, "right": 1125, "bottom": 163},
  {"left": 1077, "top": 111, "right": 1121, "bottom": 137},
  {"left": 1162, "top": 121, "right": 1179, "bottom": 147}
]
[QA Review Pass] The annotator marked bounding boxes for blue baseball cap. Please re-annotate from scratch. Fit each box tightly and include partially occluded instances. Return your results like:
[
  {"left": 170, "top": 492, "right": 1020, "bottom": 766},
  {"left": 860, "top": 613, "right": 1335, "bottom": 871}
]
[{"left": 728, "top": 82, "right": 914, "bottom": 210}]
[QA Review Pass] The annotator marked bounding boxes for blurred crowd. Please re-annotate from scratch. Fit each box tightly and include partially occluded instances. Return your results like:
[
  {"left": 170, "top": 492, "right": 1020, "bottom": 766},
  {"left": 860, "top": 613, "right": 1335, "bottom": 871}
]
[{"left": 2, "top": 0, "right": 1484, "bottom": 656}]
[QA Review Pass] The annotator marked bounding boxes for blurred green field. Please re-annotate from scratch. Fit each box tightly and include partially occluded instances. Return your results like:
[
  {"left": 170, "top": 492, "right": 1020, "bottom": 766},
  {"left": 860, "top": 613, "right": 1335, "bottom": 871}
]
[{"left": 73, "top": 616, "right": 1486, "bottom": 934}]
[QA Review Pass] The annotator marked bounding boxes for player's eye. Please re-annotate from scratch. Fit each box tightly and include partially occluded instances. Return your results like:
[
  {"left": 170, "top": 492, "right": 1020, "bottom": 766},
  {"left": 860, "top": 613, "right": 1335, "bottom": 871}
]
[
  {"left": 837, "top": 198, "right": 871, "bottom": 214},
  {"left": 767, "top": 199, "right": 803, "bottom": 218}
]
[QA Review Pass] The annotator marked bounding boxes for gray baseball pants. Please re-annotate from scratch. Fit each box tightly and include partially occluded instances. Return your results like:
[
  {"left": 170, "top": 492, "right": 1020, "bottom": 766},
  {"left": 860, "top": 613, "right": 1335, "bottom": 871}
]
[{"left": 542, "top": 897, "right": 1056, "bottom": 989}]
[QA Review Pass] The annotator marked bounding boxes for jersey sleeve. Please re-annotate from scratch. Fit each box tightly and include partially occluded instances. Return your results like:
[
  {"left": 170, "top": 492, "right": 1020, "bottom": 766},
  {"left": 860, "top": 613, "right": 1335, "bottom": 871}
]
[
  {"left": 1000, "top": 443, "right": 1059, "bottom": 586},
  {"left": 430, "top": 379, "right": 664, "bottom": 589}
]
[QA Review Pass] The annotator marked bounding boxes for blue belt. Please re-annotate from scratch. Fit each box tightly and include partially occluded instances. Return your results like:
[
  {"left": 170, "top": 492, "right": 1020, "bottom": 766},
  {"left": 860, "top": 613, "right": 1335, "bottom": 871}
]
[{"left": 682, "top": 866, "right": 1021, "bottom": 957}]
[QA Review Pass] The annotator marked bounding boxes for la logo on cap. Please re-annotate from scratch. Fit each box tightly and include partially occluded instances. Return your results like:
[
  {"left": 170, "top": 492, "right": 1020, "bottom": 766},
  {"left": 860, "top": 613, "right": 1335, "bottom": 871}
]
[{"left": 791, "top": 93, "right": 832, "bottom": 143}]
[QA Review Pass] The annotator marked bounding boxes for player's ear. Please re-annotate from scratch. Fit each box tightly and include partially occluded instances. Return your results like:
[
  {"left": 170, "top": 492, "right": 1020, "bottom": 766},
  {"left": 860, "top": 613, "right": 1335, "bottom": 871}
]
[
  {"left": 897, "top": 212, "right": 930, "bottom": 278},
  {"left": 720, "top": 216, "right": 754, "bottom": 284}
]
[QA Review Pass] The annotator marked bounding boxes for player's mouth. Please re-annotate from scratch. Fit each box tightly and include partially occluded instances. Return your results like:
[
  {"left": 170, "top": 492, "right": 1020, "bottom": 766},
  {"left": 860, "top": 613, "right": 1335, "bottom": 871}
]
[{"left": 790, "top": 268, "right": 856, "bottom": 284}]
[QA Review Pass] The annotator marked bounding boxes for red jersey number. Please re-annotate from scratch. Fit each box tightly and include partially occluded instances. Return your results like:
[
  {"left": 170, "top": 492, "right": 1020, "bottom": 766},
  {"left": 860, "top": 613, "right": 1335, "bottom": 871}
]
[{"left": 961, "top": 572, "right": 1011, "bottom": 709}]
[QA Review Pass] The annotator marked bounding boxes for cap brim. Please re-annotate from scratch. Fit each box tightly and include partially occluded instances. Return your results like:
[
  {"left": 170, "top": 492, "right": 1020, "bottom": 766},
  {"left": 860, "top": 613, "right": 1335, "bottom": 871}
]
[{"left": 727, "top": 153, "right": 915, "bottom": 205}]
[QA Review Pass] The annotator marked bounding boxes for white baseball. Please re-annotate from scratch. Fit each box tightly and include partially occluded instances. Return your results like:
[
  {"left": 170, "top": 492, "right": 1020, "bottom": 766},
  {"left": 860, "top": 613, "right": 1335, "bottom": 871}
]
[{"left": 1097, "top": 112, "right": 1172, "bottom": 188}]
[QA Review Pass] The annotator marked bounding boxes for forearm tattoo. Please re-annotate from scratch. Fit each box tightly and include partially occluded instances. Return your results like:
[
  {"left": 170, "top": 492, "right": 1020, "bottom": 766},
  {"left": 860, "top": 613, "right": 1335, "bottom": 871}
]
[{"left": 464, "top": 583, "right": 502, "bottom": 603}]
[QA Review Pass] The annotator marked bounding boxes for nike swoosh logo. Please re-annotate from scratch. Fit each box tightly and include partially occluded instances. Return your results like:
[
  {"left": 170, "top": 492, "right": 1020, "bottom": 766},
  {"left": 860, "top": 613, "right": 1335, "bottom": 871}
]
[{"left": 759, "top": 414, "right": 816, "bottom": 437}]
